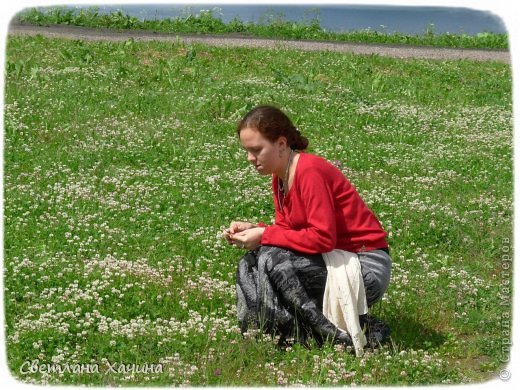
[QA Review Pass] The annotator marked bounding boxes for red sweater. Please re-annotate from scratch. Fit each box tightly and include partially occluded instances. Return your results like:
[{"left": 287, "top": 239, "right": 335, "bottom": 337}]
[{"left": 261, "top": 153, "right": 388, "bottom": 254}]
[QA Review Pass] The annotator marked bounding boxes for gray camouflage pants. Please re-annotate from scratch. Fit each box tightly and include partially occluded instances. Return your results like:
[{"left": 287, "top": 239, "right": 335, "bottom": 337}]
[{"left": 236, "top": 245, "right": 391, "bottom": 345}]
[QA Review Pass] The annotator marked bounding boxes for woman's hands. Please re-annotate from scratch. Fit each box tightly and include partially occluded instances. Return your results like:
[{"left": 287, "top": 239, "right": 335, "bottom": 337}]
[
  {"left": 222, "top": 221, "right": 254, "bottom": 245},
  {"left": 223, "top": 221, "right": 265, "bottom": 250},
  {"left": 231, "top": 227, "right": 265, "bottom": 250},
  {"left": 230, "top": 221, "right": 256, "bottom": 234}
]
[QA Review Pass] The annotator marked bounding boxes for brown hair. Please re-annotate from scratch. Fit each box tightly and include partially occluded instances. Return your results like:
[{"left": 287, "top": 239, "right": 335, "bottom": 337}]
[{"left": 236, "top": 105, "right": 309, "bottom": 151}]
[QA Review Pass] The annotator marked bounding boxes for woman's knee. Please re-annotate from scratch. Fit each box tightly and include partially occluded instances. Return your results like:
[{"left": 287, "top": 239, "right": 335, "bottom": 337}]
[
  {"left": 359, "top": 251, "right": 392, "bottom": 306},
  {"left": 259, "top": 246, "right": 293, "bottom": 273},
  {"left": 237, "top": 250, "right": 258, "bottom": 271}
]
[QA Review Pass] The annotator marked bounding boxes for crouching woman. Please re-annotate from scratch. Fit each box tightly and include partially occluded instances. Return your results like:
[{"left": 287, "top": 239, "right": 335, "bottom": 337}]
[{"left": 224, "top": 105, "right": 392, "bottom": 348}]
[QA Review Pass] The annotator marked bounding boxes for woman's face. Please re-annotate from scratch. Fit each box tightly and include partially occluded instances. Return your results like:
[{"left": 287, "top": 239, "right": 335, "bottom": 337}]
[{"left": 239, "top": 127, "right": 286, "bottom": 175}]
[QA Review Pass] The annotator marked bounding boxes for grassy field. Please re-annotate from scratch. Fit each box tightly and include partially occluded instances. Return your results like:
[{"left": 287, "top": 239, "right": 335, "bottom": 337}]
[
  {"left": 14, "top": 6, "right": 509, "bottom": 49},
  {"left": 3, "top": 34, "right": 512, "bottom": 385}
]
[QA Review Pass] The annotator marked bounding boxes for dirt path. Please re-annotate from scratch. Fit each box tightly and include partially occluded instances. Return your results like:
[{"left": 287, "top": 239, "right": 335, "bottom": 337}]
[{"left": 8, "top": 22, "right": 510, "bottom": 64}]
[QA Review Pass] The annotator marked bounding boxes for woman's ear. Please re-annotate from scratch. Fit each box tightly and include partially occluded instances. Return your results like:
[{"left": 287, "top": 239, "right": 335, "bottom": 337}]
[{"left": 277, "top": 136, "right": 289, "bottom": 151}]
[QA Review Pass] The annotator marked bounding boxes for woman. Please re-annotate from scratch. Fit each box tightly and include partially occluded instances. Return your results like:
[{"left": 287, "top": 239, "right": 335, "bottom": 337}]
[{"left": 224, "top": 105, "right": 392, "bottom": 348}]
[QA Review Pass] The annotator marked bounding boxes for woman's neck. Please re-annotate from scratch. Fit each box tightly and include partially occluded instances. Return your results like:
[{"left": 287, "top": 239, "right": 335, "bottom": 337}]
[
  {"left": 274, "top": 149, "right": 291, "bottom": 179},
  {"left": 279, "top": 152, "right": 300, "bottom": 193}
]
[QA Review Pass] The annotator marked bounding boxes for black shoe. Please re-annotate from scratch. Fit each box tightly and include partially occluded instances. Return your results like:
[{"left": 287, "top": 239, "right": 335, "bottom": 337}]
[{"left": 361, "top": 314, "right": 391, "bottom": 348}]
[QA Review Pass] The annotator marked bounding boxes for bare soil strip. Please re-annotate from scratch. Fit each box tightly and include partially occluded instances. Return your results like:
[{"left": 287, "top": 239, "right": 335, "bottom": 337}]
[{"left": 8, "top": 22, "right": 510, "bottom": 64}]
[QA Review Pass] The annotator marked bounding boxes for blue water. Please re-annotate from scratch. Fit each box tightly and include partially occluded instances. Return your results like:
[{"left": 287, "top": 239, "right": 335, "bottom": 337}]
[{"left": 69, "top": 3, "right": 507, "bottom": 35}]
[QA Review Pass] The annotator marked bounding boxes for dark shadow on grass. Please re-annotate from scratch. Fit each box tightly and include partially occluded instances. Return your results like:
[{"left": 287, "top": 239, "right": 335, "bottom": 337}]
[{"left": 384, "top": 314, "right": 448, "bottom": 350}]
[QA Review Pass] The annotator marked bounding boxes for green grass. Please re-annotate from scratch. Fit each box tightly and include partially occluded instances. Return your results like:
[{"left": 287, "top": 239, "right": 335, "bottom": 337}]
[
  {"left": 14, "top": 6, "right": 509, "bottom": 50},
  {"left": 4, "top": 34, "right": 512, "bottom": 385}
]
